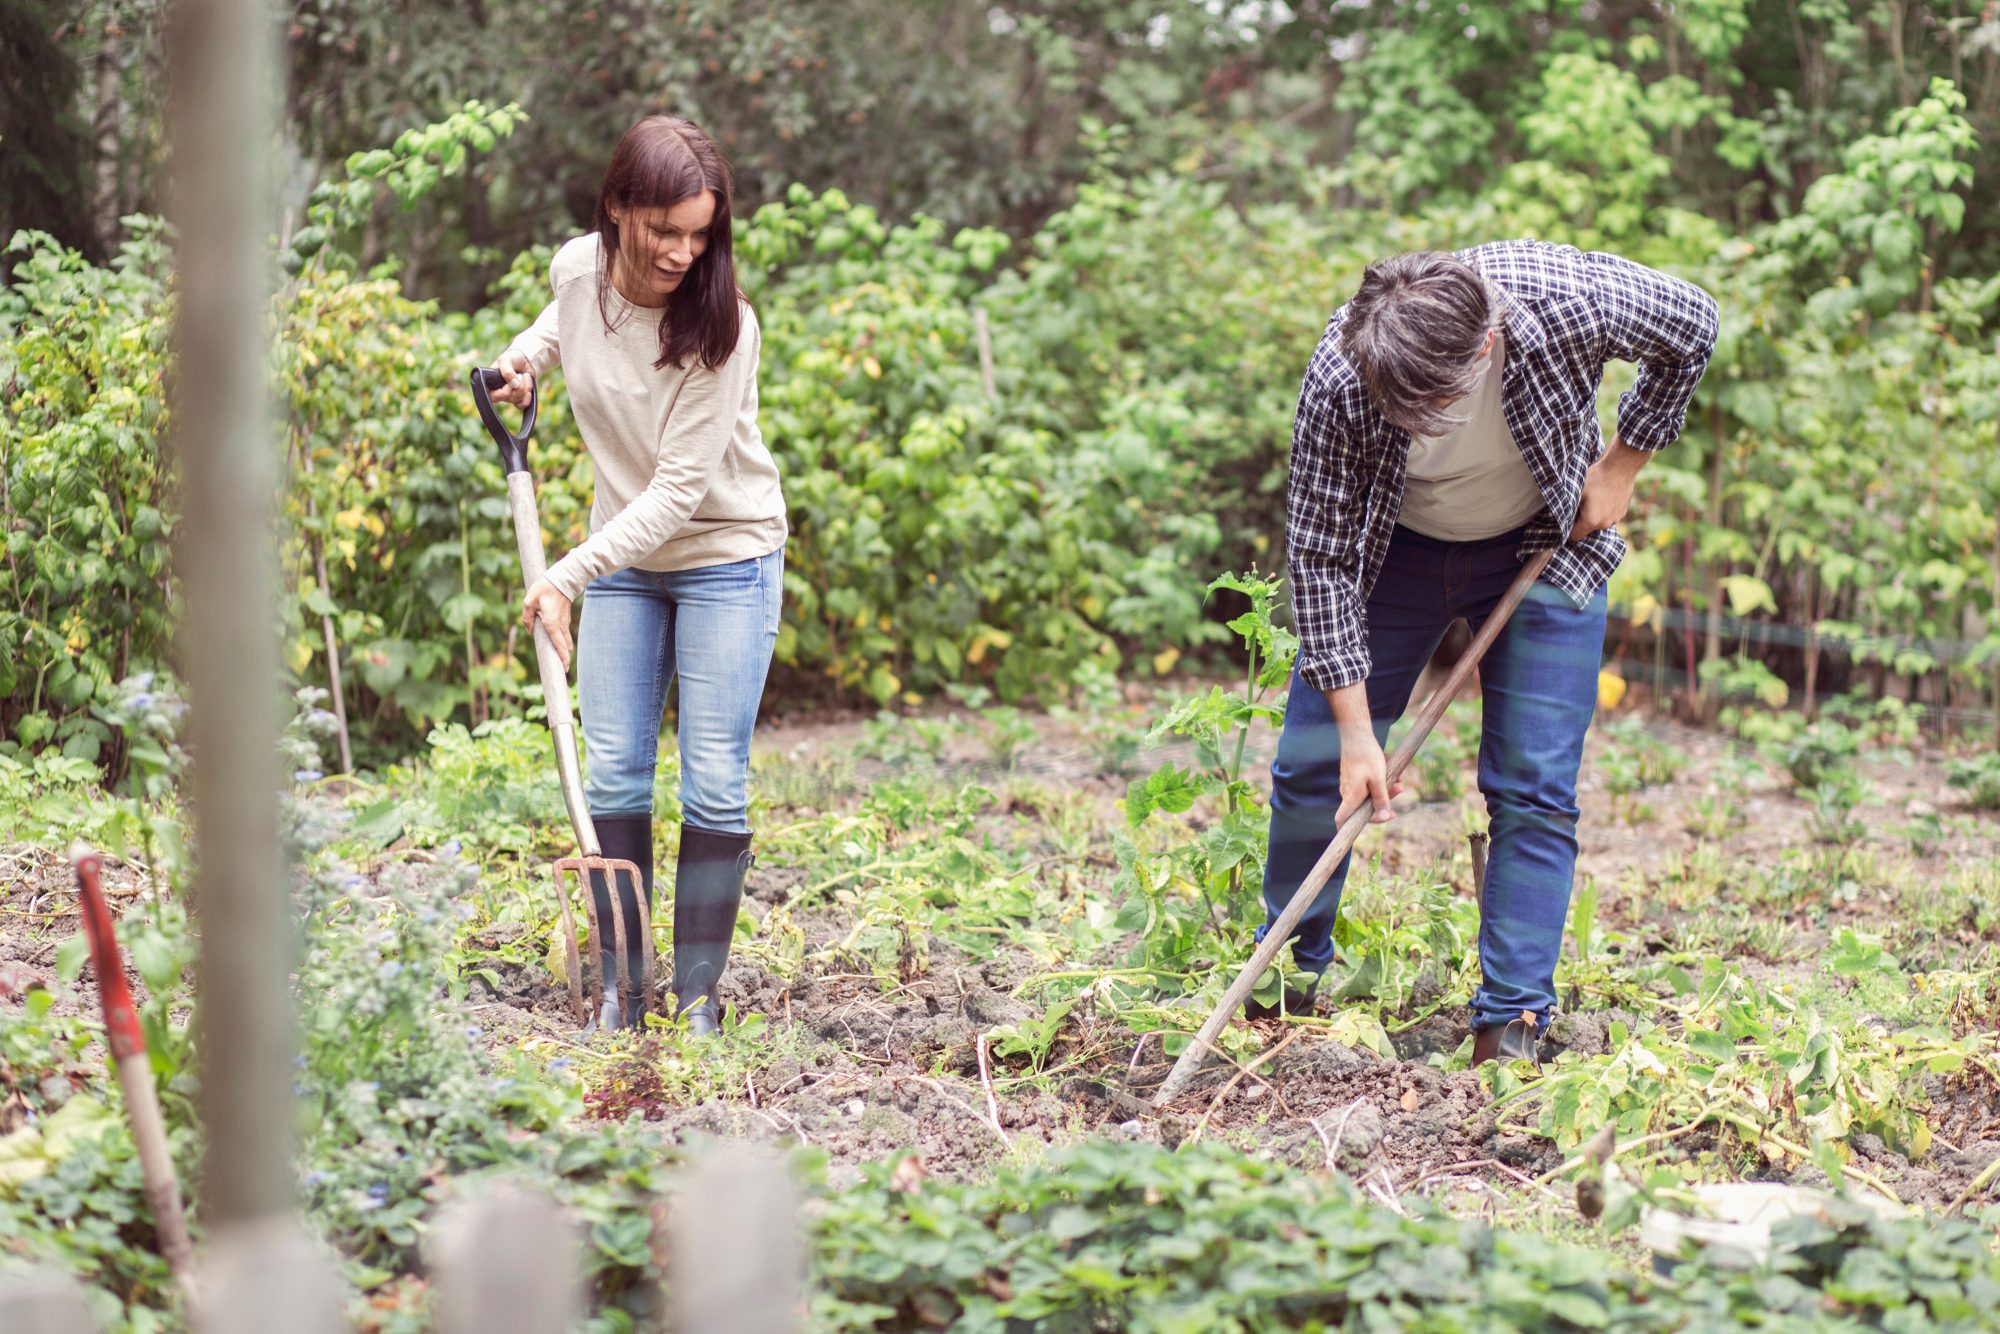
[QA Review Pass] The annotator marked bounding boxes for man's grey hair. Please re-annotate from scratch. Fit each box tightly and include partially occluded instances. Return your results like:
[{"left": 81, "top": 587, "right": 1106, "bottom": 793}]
[{"left": 1339, "top": 252, "right": 1498, "bottom": 437}]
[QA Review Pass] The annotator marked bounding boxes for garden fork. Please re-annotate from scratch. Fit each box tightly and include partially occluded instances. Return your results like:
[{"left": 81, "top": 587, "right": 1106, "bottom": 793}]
[{"left": 471, "top": 367, "right": 651, "bottom": 1027}]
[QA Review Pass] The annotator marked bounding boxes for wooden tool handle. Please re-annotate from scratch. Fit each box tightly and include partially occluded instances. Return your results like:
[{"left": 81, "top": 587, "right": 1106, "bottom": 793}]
[
  {"left": 505, "top": 472, "right": 598, "bottom": 858},
  {"left": 1151, "top": 549, "right": 1555, "bottom": 1108}
]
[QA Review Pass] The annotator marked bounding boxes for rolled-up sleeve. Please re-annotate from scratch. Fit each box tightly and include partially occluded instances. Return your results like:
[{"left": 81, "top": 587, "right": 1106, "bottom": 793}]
[
  {"left": 1288, "top": 341, "right": 1373, "bottom": 692},
  {"left": 1584, "top": 250, "right": 1719, "bottom": 453}
]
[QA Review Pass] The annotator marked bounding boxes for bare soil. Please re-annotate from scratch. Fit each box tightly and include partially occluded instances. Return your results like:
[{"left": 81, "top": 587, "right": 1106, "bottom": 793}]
[{"left": 6, "top": 698, "right": 1999, "bottom": 1210}]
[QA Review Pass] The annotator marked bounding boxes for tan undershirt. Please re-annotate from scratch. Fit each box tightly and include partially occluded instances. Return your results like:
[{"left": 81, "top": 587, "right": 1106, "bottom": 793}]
[{"left": 1398, "top": 331, "right": 1547, "bottom": 540}]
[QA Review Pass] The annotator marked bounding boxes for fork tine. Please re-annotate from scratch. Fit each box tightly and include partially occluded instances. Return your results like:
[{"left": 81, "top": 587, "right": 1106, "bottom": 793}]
[{"left": 552, "top": 862, "right": 586, "bottom": 1024}]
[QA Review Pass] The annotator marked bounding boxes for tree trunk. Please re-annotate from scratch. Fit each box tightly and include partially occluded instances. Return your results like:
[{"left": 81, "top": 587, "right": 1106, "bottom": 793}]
[
  {"left": 92, "top": 7, "right": 122, "bottom": 251},
  {"left": 168, "top": 0, "right": 292, "bottom": 1229}
]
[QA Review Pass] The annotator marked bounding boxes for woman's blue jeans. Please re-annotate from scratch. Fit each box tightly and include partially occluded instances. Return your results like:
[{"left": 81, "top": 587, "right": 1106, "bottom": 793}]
[
  {"left": 576, "top": 548, "right": 783, "bottom": 832},
  {"left": 1261, "top": 524, "right": 1607, "bottom": 1032}
]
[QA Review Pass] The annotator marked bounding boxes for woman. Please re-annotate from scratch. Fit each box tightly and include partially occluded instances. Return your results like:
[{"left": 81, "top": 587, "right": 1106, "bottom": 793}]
[{"left": 491, "top": 115, "right": 787, "bottom": 1034}]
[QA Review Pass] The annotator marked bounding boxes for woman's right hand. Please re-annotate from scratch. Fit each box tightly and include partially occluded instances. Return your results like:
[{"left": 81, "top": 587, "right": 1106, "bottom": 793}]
[{"left": 492, "top": 348, "right": 535, "bottom": 408}]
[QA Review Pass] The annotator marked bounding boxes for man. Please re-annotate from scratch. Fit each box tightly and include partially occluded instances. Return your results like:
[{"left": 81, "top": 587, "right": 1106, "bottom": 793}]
[{"left": 1256, "top": 240, "right": 1718, "bottom": 1065}]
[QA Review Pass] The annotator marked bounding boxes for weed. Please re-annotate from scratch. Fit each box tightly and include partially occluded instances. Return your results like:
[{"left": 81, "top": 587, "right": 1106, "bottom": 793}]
[{"left": 1945, "top": 752, "right": 2000, "bottom": 811}]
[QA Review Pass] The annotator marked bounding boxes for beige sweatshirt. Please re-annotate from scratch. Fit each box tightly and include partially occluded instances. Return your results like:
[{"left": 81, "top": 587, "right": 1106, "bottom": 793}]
[{"left": 504, "top": 233, "right": 788, "bottom": 602}]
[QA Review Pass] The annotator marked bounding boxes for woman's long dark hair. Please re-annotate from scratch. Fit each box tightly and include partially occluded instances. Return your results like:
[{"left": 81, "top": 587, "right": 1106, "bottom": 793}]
[{"left": 592, "top": 115, "right": 742, "bottom": 373}]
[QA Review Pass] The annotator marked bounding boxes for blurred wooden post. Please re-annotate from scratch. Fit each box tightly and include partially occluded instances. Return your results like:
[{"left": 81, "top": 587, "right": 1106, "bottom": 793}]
[
  {"left": 0, "top": 1272, "right": 98, "bottom": 1334},
  {"left": 973, "top": 308, "right": 997, "bottom": 404},
  {"left": 302, "top": 484, "right": 354, "bottom": 773},
  {"left": 168, "top": 0, "right": 293, "bottom": 1229},
  {"left": 1698, "top": 408, "right": 1725, "bottom": 723},
  {"left": 195, "top": 1221, "right": 343, "bottom": 1334},
  {"left": 670, "top": 1149, "right": 802, "bottom": 1334},
  {"left": 432, "top": 1186, "right": 581, "bottom": 1334}
]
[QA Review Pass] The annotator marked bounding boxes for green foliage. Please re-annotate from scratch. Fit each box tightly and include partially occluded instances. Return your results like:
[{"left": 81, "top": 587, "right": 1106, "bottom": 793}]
[
  {"left": 1945, "top": 752, "right": 2000, "bottom": 811},
  {"left": 1329, "top": 873, "right": 1481, "bottom": 1024},
  {"left": 1598, "top": 718, "right": 1691, "bottom": 797},
  {"left": 1502, "top": 962, "right": 1980, "bottom": 1171},
  {"left": 13, "top": 57, "right": 2000, "bottom": 756},
  {"left": 0, "top": 220, "right": 175, "bottom": 766},
  {"left": 1115, "top": 571, "right": 1292, "bottom": 980},
  {"left": 1769, "top": 719, "right": 1865, "bottom": 791},
  {"left": 809, "top": 1136, "right": 2000, "bottom": 1332},
  {"left": 743, "top": 184, "right": 1223, "bottom": 703}
]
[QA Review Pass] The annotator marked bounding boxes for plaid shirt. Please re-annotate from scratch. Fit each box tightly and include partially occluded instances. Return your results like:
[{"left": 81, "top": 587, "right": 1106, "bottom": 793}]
[{"left": 1287, "top": 239, "right": 1719, "bottom": 692}]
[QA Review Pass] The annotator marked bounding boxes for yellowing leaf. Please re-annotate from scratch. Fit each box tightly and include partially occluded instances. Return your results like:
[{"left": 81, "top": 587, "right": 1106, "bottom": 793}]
[
  {"left": 1597, "top": 668, "right": 1627, "bottom": 712},
  {"left": 966, "top": 627, "right": 1013, "bottom": 665},
  {"left": 1721, "top": 574, "right": 1776, "bottom": 617},
  {"left": 1152, "top": 646, "right": 1181, "bottom": 676},
  {"left": 862, "top": 356, "right": 883, "bottom": 380}
]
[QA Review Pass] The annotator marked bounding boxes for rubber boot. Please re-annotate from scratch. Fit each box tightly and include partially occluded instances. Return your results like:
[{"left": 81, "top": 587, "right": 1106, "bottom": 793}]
[
  {"left": 1243, "top": 972, "right": 1321, "bottom": 1021},
  {"left": 672, "top": 825, "right": 752, "bottom": 1037},
  {"left": 1472, "top": 1010, "right": 1542, "bottom": 1069},
  {"left": 586, "top": 813, "right": 653, "bottom": 1032}
]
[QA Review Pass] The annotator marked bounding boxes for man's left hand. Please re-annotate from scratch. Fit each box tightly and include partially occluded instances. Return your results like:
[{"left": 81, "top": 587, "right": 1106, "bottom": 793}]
[{"left": 1570, "top": 437, "right": 1649, "bottom": 541}]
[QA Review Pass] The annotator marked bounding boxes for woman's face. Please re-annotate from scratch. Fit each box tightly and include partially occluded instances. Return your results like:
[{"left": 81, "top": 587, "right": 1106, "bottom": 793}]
[{"left": 612, "top": 191, "right": 717, "bottom": 300}]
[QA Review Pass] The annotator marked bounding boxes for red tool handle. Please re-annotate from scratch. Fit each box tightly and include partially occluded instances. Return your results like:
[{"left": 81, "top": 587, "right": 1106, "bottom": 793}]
[{"left": 74, "top": 849, "right": 145, "bottom": 1062}]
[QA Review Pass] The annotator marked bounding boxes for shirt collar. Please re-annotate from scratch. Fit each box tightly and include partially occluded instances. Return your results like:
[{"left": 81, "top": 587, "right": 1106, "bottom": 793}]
[{"left": 1485, "top": 275, "right": 1547, "bottom": 354}]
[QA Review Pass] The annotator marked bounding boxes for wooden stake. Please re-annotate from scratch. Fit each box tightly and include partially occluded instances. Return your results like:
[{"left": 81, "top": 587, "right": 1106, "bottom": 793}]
[
  {"left": 973, "top": 308, "right": 997, "bottom": 404},
  {"left": 168, "top": 0, "right": 292, "bottom": 1227},
  {"left": 73, "top": 847, "right": 196, "bottom": 1297},
  {"left": 303, "top": 487, "right": 352, "bottom": 773},
  {"left": 1152, "top": 551, "right": 1553, "bottom": 1107}
]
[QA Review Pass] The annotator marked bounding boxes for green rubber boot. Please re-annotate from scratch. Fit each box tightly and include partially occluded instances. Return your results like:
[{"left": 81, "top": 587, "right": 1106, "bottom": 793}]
[
  {"left": 586, "top": 813, "right": 653, "bottom": 1032},
  {"left": 672, "top": 825, "right": 752, "bottom": 1037}
]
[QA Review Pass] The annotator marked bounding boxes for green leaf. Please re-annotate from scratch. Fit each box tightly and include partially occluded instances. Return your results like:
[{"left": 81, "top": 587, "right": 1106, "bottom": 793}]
[
  {"left": 348, "top": 795, "right": 407, "bottom": 848},
  {"left": 347, "top": 149, "right": 395, "bottom": 179},
  {"left": 1125, "top": 763, "right": 1204, "bottom": 826},
  {"left": 1045, "top": 1205, "right": 1100, "bottom": 1241},
  {"left": 127, "top": 929, "right": 183, "bottom": 996},
  {"left": 55, "top": 934, "right": 90, "bottom": 983},
  {"left": 1720, "top": 574, "right": 1776, "bottom": 617},
  {"left": 439, "top": 592, "right": 486, "bottom": 632}
]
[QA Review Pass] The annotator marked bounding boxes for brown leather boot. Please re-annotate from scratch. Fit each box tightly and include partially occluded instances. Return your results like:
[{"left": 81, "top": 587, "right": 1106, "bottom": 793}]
[{"left": 1472, "top": 1011, "right": 1542, "bottom": 1068}]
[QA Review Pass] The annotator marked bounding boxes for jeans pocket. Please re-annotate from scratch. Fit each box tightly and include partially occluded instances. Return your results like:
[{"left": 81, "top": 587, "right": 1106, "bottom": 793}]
[{"left": 760, "top": 548, "right": 786, "bottom": 638}]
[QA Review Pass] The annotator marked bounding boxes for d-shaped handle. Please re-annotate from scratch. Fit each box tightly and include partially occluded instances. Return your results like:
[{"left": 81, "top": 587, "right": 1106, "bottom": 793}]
[{"left": 470, "top": 366, "right": 538, "bottom": 475}]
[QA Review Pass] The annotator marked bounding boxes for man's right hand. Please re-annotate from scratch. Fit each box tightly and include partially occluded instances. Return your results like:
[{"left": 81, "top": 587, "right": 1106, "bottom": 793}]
[
  {"left": 1337, "top": 728, "right": 1404, "bottom": 824},
  {"left": 1327, "top": 683, "right": 1404, "bottom": 825},
  {"left": 492, "top": 348, "right": 535, "bottom": 408}
]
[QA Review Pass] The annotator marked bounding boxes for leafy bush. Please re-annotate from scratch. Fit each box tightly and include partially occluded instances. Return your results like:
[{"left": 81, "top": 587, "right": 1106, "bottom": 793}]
[
  {"left": 9, "top": 74, "right": 2000, "bottom": 757},
  {"left": 808, "top": 1136, "right": 2000, "bottom": 1332},
  {"left": 1945, "top": 753, "right": 2000, "bottom": 811},
  {"left": 0, "top": 222, "right": 175, "bottom": 766}
]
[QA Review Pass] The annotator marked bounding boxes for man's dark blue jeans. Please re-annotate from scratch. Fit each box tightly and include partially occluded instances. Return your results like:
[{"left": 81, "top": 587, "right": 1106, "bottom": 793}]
[{"left": 1260, "top": 523, "right": 1608, "bottom": 1032}]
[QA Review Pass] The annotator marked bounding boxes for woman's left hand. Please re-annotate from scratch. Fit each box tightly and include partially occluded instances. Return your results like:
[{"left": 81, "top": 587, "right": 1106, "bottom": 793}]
[{"left": 521, "top": 578, "right": 575, "bottom": 671}]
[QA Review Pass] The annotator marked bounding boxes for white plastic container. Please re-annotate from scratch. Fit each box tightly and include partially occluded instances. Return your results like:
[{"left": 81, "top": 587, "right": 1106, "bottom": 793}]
[{"left": 1640, "top": 1183, "right": 1905, "bottom": 1277}]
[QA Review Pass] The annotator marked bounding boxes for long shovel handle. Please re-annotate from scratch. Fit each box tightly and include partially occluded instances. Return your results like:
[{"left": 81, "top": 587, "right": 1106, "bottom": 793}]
[
  {"left": 1152, "top": 549, "right": 1555, "bottom": 1108},
  {"left": 73, "top": 848, "right": 197, "bottom": 1295},
  {"left": 472, "top": 368, "right": 598, "bottom": 858}
]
